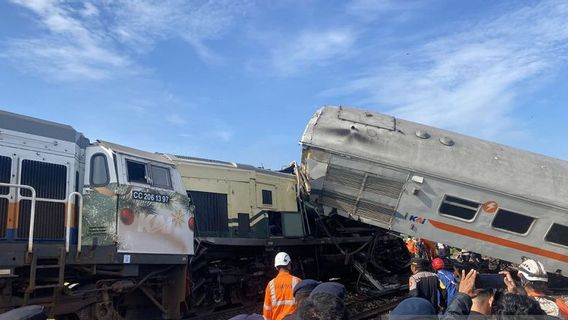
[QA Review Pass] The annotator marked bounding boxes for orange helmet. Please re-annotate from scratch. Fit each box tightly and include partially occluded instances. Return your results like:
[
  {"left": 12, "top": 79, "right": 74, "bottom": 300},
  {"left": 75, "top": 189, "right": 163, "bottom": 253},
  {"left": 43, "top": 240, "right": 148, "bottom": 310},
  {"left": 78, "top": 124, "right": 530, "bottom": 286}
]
[{"left": 432, "top": 258, "right": 445, "bottom": 271}]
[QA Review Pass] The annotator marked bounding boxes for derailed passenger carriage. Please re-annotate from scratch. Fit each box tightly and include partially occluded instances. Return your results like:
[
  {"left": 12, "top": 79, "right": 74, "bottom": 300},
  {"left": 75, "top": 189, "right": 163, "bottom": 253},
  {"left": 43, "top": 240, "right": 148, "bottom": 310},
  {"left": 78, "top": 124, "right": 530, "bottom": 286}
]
[
  {"left": 0, "top": 111, "right": 193, "bottom": 318},
  {"left": 300, "top": 106, "right": 568, "bottom": 275}
]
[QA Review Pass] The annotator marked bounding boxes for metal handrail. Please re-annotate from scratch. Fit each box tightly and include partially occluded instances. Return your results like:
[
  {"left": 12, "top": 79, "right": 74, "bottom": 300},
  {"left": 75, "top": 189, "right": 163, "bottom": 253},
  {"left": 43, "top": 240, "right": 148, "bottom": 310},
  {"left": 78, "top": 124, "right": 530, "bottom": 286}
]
[
  {"left": 65, "top": 192, "right": 83, "bottom": 253},
  {"left": 0, "top": 183, "right": 36, "bottom": 253}
]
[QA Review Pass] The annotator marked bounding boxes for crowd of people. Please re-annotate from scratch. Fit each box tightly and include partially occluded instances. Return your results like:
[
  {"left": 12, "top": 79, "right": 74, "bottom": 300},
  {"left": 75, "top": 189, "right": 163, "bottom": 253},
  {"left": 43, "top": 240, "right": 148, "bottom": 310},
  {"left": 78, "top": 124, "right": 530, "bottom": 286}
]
[{"left": 231, "top": 251, "right": 568, "bottom": 320}]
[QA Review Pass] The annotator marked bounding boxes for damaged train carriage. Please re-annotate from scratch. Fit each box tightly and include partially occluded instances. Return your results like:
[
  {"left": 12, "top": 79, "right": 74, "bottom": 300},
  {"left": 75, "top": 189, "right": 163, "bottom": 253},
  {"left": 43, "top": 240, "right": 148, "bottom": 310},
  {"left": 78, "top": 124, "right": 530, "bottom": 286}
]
[{"left": 300, "top": 106, "right": 568, "bottom": 275}]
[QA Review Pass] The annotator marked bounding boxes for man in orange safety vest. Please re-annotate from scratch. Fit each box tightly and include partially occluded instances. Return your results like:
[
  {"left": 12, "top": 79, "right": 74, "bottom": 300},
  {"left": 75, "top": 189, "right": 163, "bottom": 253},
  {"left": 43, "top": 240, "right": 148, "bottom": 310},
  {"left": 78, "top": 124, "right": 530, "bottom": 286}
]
[{"left": 263, "top": 252, "right": 301, "bottom": 320}]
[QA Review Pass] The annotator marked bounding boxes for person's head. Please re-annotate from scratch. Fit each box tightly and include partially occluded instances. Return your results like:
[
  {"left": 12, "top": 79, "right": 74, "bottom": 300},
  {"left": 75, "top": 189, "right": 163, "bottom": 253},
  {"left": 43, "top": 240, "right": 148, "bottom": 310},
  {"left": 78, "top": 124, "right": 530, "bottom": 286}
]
[
  {"left": 492, "top": 293, "right": 545, "bottom": 318},
  {"left": 294, "top": 279, "right": 321, "bottom": 305},
  {"left": 297, "top": 293, "right": 348, "bottom": 320},
  {"left": 431, "top": 258, "right": 444, "bottom": 271},
  {"left": 274, "top": 252, "right": 291, "bottom": 271},
  {"left": 410, "top": 258, "right": 430, "bottom": 274},
  {"left": 518, "top": 259, "right": 548, "bottom": 293},
  {"left": 471, "top": 289, "right": 494, "bottom": 316},
  {"left": 309, "top": 282, "right": 346, "bottom": 300},
  {"left": 389, "top": 297, "right": 436, "bottom": 320}
]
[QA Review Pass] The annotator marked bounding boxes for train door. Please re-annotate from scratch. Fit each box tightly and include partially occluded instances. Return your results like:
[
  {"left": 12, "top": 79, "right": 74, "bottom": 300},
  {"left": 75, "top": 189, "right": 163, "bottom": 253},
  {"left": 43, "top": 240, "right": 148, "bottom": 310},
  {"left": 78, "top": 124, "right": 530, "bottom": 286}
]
[
  {"left": 114, "top": 153, "right": 193, "bottom": 255},
  {"left": 81, "top": 145, "right": 119, "bottom": 247}
]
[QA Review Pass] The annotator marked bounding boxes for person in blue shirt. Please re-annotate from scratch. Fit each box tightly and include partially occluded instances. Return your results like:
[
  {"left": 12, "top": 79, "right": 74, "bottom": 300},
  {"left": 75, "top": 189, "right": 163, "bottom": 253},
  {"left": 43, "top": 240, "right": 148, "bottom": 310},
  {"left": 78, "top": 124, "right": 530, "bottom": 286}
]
[{"left": 432, "top": 257, "right": 458, "bottom": 309}]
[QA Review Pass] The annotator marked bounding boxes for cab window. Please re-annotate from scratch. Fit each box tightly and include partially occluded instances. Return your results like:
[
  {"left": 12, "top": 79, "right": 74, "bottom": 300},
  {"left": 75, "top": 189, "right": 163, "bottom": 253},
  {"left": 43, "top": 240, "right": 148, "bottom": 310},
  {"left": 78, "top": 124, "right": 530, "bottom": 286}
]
[
  {"left": 90, "top": 153, "right": 110, "bottom": 186},
  {"left": 151, "top": 165, "right": 172, "bottom": 189},
  {"left": 126, "top": 160, "right": 147, "bottom": 184}
]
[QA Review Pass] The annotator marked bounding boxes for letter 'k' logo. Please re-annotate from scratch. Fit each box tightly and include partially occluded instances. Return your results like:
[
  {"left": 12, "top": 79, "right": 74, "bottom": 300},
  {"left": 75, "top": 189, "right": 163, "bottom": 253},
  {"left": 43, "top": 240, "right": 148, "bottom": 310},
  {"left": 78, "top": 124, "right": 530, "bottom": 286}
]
[{"left": 409, "top": 215, "right": 427, "bottom": 224}]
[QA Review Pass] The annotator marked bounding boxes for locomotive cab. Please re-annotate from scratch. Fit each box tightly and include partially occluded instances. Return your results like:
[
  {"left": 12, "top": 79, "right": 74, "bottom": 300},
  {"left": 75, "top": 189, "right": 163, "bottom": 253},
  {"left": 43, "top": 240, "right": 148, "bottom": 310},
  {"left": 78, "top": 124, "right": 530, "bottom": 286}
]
[{"left": 82, "top": 141, "right": 194, "bottom": 256}]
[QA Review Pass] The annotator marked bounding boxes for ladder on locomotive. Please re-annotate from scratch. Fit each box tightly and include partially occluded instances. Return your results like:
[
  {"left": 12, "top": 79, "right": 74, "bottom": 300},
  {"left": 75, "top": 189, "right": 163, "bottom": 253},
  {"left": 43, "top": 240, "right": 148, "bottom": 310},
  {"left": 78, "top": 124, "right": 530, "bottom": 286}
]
[
  {"left": 24, "top": 247, "right": 66, "bottom": 307},
  {"left": 0, "top": 183, "right": 83, "bottom": 310}
]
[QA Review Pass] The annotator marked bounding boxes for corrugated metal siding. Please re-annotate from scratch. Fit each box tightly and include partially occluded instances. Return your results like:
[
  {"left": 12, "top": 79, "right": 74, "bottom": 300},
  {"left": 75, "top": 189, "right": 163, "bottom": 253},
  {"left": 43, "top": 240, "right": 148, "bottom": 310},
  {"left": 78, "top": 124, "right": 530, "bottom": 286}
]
[
  {"left": 319, "top": 164, "right": 407, "bottom": 225},
  {"left": 189, "top": 191, "right": 229, "bottom": 234},
  {"left": 17, "top": 160, "right": 67, "bottom": 240},
  {"left": 0, "top": 155, "right": 11, "bottom": 238}
]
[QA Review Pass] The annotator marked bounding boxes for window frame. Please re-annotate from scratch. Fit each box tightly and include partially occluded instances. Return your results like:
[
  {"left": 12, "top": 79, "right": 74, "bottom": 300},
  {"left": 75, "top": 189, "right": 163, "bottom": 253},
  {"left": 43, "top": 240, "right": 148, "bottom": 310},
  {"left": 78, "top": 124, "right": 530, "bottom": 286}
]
[
  {"left": 125, "top": 159, "right": 150, "bottom": 185},
  {"left": 89, "top": 153, "right": 110, "bottom": 187},
  {"left": 124, "top": 158, "right": 173, "bottom": 190},
  {"left": 544, "top": 223, "right": 568, "bottom": 248},
  {"left": 261, "top": 189, "right": 273, "bottom": 206},
  {"left": 437, "top": 194, "right": 480, "bottom": 222},
  {"left": 150, "top": 164, "right": 173, "bottom": 190},
  {"left": 490, "top": 208, "right": 536, "bottom": 236}
]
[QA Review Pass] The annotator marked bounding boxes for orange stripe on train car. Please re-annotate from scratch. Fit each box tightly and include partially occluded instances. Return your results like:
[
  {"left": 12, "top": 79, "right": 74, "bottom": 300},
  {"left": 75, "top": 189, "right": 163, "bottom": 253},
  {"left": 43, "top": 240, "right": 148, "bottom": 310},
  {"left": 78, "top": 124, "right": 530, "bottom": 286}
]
[{"left": 429, "top": 219, "right": 568, "bottom": 264}]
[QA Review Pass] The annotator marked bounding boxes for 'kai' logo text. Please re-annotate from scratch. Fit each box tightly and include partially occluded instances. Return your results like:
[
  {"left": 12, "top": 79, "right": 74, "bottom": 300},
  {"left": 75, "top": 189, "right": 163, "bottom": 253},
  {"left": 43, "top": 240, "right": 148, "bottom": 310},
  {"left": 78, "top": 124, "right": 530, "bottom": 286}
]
[{"left": 408, "top": 215, "right": 427, "bottom": 224}]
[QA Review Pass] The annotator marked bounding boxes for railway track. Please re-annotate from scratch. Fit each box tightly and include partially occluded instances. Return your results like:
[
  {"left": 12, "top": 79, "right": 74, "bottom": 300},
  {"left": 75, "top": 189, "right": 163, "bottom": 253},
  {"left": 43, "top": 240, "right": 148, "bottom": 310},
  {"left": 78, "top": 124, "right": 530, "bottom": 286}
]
[
  {"left": 347, "top": 290, "right": 408, "bottom": 320},
  {"left": 184, "top": 288, "right": 408, "bottom": 320},
  {"left": 184, "top": 303, "right": 262, "bottom": 320}
]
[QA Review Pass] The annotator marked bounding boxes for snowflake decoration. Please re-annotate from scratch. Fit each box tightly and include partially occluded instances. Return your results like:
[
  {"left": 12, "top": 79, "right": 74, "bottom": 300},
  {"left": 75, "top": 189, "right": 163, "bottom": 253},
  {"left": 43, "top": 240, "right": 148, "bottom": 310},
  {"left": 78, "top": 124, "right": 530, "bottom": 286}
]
[{"left": 171, "top": 209, "right": 185, "bottom": 227}]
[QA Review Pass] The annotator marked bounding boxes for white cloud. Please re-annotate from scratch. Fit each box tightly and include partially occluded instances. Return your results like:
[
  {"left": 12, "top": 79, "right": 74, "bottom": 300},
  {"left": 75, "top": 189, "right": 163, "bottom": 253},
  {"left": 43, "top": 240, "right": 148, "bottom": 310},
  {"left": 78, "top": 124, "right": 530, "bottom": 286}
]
[
  {"left": 326, "top": 0, "right": 568, "bottom": 139},
  {"left": 213, "top": 130, "right": 233, "bottom": 142},
  {"left": 2, "top": 0, "right": 131, "bottom": 80},
  {"left": 346, "top": 0, "right": 421, "bottom": 21},
  {"left": 165, "top": 114, "right": 188, "bottom": 126},
  {"left": 271, "top": 29, "right": 356, "bottom": 75},
  {"left": 3, "top": 0, "right": 249, "bottom": 80}
]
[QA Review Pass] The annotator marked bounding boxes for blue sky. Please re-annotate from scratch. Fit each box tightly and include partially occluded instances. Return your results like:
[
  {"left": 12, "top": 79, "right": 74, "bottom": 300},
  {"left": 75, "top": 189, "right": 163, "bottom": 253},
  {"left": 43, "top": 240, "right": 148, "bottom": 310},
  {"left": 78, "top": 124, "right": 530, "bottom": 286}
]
[{"left": 0, "top": 0, "right": 567, "bottom": 169}]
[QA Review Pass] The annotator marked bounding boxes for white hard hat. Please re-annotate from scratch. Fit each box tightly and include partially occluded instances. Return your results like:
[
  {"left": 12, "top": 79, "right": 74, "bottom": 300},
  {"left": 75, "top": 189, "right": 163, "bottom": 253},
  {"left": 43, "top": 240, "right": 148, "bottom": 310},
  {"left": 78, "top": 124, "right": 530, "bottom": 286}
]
[
  {"left": 274, "top": 252, "right": 291, "bottom": 268},
  {"left": 518, "top": 259, "right": 548, "bottom": 282}
]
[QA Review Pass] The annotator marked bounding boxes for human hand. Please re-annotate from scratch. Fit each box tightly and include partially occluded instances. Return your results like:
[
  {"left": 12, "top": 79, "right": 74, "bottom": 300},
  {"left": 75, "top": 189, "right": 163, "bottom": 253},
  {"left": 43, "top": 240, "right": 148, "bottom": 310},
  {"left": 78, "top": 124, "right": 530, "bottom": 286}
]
[
  {"left": 459, "top": 269, "right": 478, "bottom": 298},
  {"left": 499, "top": 271, "right": 517, "bottom": 293}
]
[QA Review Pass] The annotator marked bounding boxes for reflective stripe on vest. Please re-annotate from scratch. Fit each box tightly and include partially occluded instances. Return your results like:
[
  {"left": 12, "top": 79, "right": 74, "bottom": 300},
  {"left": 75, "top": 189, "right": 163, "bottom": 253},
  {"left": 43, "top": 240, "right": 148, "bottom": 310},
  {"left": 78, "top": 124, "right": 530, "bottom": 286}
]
[
  {"left": 269, "top": 276, "right": 300, "bottom": 307},
  {"left": 292, "top": 276, "right": 299, "bottom": 291},
  {"left": 269, "top": 279, "right": 277, "bottom": 306}
]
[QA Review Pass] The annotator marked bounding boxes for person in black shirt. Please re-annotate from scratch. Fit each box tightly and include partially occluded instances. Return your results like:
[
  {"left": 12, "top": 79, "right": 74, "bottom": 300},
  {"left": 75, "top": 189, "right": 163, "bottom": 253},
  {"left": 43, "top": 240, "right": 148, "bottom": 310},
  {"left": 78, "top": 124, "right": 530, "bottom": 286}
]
[{"left": 408, "top": 258, "right": 441, "bottom": 312}]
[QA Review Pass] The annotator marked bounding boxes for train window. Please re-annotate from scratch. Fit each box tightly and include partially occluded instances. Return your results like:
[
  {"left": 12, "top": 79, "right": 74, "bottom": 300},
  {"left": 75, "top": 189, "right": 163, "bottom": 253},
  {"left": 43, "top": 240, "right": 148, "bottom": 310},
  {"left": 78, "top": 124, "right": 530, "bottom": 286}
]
[
  {"left": 438, "top": 195, "right": 480, "bottom": 221},
  {"left": 262, "top": 190, "right": 273, "bottom": 205},
  {"left": 545, "top": 223, "right": 568, "bottom": 247},
  {"left": 126, "top": 160, "right": 148, "bottom": 184},
  {"left": 90, "top": 153, "right": 109, "bottom": 186},
  {"left": 491, "top": 209, "right": 535, "bottom": 234},
  {"left": 151, "top": 165, "right": 172, "bottom": 189}
]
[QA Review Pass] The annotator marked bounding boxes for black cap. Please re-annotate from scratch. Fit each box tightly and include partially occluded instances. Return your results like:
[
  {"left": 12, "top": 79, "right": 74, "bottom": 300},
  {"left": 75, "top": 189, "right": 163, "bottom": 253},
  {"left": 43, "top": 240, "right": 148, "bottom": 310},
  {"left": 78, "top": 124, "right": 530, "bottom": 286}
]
[
  {"left": 309, "top": 282, "right": 346, "bottom": 300},
  {"left": 293, "top": 279, "right": 321, "bottom": 297}
]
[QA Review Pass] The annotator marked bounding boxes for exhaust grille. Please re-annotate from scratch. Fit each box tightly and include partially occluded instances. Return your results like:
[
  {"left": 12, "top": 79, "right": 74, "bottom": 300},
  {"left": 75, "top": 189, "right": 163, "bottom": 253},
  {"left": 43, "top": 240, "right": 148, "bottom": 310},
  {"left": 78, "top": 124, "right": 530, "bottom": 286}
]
[
  {"left": 17, "top": 160, "right": 67, "bottom": 240},
  {"left": 319, "top": 164, "right": 408, "bottom": 226},
  {"left": 0, "top": 155, "right": 11, "bottom": 238}
]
